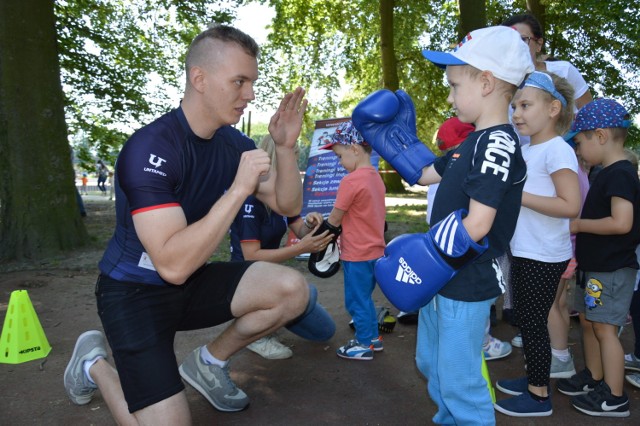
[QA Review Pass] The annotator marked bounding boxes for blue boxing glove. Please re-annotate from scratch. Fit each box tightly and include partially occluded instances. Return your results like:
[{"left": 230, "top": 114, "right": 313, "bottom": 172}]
[
  {"left": 374, "top": 209, "right": 488, "bottom": 312},
  {"left": 395, "top": 89, "right": 417, "bottom": 135},
  {"left": 352, "top": 89, "right": 436, "bottom": 185}
]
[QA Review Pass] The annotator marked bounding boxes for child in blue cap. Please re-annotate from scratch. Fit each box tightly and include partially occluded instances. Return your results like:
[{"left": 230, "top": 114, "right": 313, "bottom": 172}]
[{"left": 557, "top": 99, "right": 639, "bottom": 418}]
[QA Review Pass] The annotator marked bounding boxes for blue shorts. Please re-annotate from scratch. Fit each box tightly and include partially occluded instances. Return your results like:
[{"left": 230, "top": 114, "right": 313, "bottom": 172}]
[{"left": 96, "top": 261, "right": 253, "bottom": 413}]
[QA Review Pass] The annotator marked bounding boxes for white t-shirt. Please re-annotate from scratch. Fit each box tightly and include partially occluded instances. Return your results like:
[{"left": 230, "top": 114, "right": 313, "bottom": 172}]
[
  {"left": 510, "top": 136, "right": 579, "bottom": 262},
  {"left": 545, "top": 61, "right": 590, "bottom": 107},
  {"left": 426, "top": 182, "right": 439, "bottom": 225}
]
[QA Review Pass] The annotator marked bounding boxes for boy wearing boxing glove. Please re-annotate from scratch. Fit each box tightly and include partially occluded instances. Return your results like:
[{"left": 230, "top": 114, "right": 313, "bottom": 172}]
[{"left": 352, "top": 26, "right": 533, "bottom": 423}]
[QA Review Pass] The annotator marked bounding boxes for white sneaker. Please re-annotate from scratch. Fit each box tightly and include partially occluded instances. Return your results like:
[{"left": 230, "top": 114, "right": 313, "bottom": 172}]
[
  {"left": 246, "top": 335, "right": 292, "bottom": 360},
  {"left": 511, "top": 332, "right": 523, "bottom": 348},
  {"left": 483, "top": 336, "right": 512, "bottom": 361}
]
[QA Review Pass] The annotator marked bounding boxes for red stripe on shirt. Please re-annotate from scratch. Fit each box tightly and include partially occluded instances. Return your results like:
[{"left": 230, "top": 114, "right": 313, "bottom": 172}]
[{"left": 132, "top": 203, "right": 181, "bottom": 215}]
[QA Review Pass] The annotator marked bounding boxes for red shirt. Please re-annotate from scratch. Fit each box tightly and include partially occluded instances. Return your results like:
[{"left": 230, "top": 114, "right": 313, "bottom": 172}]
[{"left": 334, "top": 166, "right": 386, "bottom": 261}]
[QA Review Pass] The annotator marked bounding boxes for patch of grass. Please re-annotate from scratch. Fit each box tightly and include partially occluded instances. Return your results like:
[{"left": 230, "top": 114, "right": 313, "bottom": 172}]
[
  {"left": 210, "top": 234, "right": 232, "bottom": 262},
  {"left": 83, "top": 199, "right": 117, "bottom": 249},
  {"left": 385, "top": 204, "right": 429, "bottom": 241}
]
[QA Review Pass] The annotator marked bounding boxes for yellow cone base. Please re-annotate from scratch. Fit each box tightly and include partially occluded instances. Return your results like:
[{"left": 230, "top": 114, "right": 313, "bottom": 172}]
[{"left": 0, "top": 290, "right": 52, "bottom": 364}]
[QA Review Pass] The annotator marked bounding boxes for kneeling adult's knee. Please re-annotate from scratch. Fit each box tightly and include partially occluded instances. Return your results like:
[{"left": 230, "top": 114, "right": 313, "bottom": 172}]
[{"left": 277, "top": 269, "right": 308, "bottom": 315}]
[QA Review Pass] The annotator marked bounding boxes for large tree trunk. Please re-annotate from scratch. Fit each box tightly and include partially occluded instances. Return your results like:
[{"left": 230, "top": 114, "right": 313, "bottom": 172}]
[
  {"left": 0, "top": 0, "right": 88, "bottom": 261},
  {"left": 458, "top": 0, "right": 487, "bottom": 38},
  {"left": 378, "top": 0, "right": 406, "bottom": 193}
]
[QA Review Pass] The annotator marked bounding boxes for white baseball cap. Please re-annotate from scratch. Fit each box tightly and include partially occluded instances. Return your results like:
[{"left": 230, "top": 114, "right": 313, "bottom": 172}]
[{"left": 422, "top": 26, "right": 535, "bottom": 86}]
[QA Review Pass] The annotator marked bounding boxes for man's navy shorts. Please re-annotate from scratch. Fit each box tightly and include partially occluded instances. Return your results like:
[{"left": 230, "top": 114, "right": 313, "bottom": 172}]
[{"left": 95, "top": 261, "right": 253, "bottom": 413}]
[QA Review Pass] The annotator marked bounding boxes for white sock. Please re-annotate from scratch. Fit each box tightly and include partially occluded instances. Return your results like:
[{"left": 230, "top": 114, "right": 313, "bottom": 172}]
[
  {"left": 551, "top": 347, "right": 570, "bottom": 362},
  {"left": 83, "top": 356, "right": 103, "bottom": 385},
  {"left": 199, "top": 346, "right": 227, "bottom": 367}
]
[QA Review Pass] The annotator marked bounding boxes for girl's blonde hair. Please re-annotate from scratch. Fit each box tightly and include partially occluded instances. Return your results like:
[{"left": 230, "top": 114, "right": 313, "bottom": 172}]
[
  {"left": 548, "top": 72, "right": 575, "bottom": 135},
  {"left": 521, "top": 71, "right": 575, "bottom": 135}
]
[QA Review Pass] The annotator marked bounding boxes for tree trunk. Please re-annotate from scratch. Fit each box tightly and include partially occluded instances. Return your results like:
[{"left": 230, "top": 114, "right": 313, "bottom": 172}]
[
  {"left": 526, "top": 0, "right": 549, "bottom": 55},
  {"left": 0, "top": 0, "right": 88, "bottom": 261},
  {"left": 527, "top": 0, "right": 546, "bottom": 34},
  {"left": 378, "top": 0, "right": 405, "bottom": 193},
  {"left": 458, "top": 0, "right": 487, "bottom": 38}
]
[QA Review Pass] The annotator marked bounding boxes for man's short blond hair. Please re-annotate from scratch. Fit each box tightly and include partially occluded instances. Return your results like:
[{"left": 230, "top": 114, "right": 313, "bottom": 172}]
[{"left": 184, "top": 25, "right": 259, "bottom": 81}]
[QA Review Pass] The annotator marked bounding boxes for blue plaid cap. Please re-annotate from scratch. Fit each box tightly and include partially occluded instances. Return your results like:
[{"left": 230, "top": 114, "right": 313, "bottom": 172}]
[
  {"left": 565, "top": 98, "right": 631, "bottom": 142},
  {"left": 320, "top": 120, "right": 367, "bottom": 150}
]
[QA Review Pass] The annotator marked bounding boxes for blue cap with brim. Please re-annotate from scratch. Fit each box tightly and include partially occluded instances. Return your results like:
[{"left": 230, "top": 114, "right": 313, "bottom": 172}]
[
  {"left": 421, "top": 51, "right": 468, "bottom": 69},
  {"left": 563, "top": 131, "right": 578, "bottom": 148},
  {"left": 564, "top": 98, "right": 631, "bottom": 148}
]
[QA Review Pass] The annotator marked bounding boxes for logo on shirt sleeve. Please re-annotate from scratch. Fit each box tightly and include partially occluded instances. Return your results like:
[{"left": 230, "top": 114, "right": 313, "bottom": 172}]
[
  {"left": 242, "top": 203, "right": 255, "bottom": 219},
  {"left": 143, "top": 154, "right": 167, "bottom": 176}
]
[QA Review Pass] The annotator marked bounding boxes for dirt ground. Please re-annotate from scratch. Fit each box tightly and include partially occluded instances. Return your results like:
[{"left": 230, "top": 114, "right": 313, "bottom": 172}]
[{"left": 1, "top": 197, "right": 639, "bottom": 425}]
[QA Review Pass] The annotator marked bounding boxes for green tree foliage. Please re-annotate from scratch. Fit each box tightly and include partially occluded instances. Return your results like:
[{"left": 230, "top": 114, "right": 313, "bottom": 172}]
[
  {"left": 257, "top": 0, "right": 457, "bottom": 191},
  {"left": 259, "top": 0, "right": 453, "bottom": 146},
  {"left": 489, "top": 0, "right": 640, "bottom": 147},
  {"left": 56, "top": 0, "right": 243, "bottom": 168},
  {"left": 256, "top": 0, "right": 640, "bottom": 150},
  {"left": 3, "top": 0, "right": 639, "bottom": 261},
  {"left": 0, "top": 0, "right": 240, "bottom": 261}
]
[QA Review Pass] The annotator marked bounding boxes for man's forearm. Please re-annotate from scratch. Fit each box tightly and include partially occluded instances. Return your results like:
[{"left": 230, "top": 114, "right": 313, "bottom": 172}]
[{"left": 274, "top": 147, "right": 303, "bottom": 215}]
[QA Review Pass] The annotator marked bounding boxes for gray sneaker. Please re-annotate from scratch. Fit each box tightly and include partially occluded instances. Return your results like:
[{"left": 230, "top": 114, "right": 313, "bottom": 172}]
[
  {"left": 179, "top": 347, "right": 249, "bottom": 412},
  {"left": 625, "top": 372, "right": 640, "bottom": 389},
  {"left": 624, "top": 353, "right": 640, "bottom": 371},
  {"left": 63, "top": 330, "right": 107, "bottom": 405},
  {"left": 550, "top": 354, "right": 576, "bottom": 379}
]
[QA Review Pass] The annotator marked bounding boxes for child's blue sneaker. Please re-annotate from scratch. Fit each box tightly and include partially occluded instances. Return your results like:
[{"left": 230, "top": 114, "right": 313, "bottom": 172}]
[
  {"left": 336, "top": 340, "right": 373, "bottom": 361},
  {"left": 496, "top": 377, "right": 528, "bottom": 396},
  {"left": 371, "top": 336, "right": 384, "bottom": 352},
  {"left": 494, "top": 392, "right": 552, "bottom": 417}
]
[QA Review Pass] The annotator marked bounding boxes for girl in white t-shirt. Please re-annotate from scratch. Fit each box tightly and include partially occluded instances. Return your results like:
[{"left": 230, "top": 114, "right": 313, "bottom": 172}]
[
  {"left": 500, "top": 14, "right": 594, "bottom": 342},
  {"left": 494, "top": 71, "right": 582, "bottom": 417}
]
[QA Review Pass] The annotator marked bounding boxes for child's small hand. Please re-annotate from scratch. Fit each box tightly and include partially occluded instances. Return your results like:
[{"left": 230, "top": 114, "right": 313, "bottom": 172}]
[{"left": 303, "top": 212, "right": 324, "bottom": 229}]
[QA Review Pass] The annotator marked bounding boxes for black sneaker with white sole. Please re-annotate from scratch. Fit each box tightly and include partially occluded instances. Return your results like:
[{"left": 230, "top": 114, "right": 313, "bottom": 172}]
[
  {"left": 571, "top": 381, "right": 630, "bottom": 417},
  {"left": 557, "top": 368, "right": 600, "bottom": 396}
]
